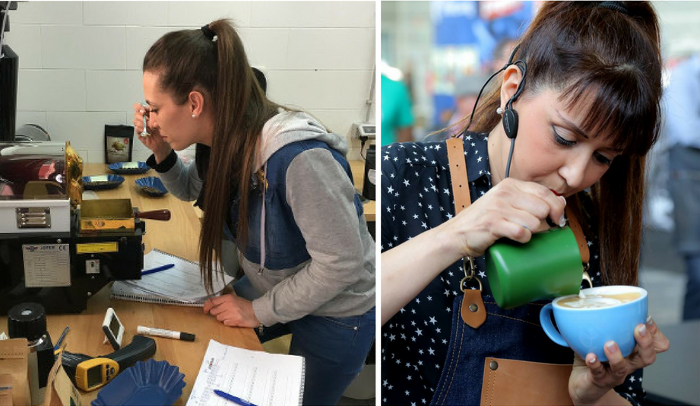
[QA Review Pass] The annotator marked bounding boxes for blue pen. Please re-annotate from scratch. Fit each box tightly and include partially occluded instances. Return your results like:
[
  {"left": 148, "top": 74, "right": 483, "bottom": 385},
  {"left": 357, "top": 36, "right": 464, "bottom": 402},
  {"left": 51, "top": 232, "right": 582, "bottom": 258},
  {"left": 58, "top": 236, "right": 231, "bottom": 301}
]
[
  {"left": 142, "top": 263, "right": 175, "bottom": 275},
  {"left": 213, "top": 389, "right": 258, "bottom": 406},
  {"left": 53, "top": 326, "right": 69, "bottom": 351}
]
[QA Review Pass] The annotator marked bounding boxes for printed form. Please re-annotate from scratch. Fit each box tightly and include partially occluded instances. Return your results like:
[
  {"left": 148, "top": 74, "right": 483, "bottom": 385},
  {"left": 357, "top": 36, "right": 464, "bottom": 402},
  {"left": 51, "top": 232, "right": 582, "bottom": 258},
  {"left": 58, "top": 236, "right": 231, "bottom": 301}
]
[{"left": 187, "top": 340, "right": 304, "bottom": 406}]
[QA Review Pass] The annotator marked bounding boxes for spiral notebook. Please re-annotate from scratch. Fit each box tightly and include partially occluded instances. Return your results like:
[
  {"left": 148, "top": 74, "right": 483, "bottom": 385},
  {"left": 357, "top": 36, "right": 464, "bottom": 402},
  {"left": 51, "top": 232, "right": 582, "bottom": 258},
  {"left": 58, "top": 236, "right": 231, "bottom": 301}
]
[
  {"left": 110, "top": 249, "right": 233, "bottom": 307},
  {"left": 187, "top": 339, "right": 305, "bottom": 406}
]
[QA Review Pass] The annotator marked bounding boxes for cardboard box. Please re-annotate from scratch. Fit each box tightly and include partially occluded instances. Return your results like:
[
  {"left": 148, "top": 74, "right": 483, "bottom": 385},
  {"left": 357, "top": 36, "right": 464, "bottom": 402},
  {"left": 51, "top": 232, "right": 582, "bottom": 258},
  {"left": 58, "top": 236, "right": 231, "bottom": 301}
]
[
  {"left": 0, "top": 338, "right": 30, "bottom": 406},
  {"left": 42, "top": 355, "right": 81, "bottom": 406}
]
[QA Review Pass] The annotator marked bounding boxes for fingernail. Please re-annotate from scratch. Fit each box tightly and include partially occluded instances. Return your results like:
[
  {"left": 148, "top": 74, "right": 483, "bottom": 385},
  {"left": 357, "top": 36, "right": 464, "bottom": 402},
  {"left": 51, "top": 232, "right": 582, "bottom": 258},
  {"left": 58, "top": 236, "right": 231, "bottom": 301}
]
[
  {"left": 646, "top": 315, "right": 654, "bottom": 327},
  {"left": 639, "top": 324, "right": 647, "bottom": 337},
  {"left": 606, "top": 341, "right": 618, "bottom": 353},
  {"left": 588, "top": 356, "right": 596, "bottom": 364},
  {"left": 559, "top": 196, "right": 567, "bottom": 206},
  {"left": 558, "top": 214, "right": 567, "bottom": 227}
]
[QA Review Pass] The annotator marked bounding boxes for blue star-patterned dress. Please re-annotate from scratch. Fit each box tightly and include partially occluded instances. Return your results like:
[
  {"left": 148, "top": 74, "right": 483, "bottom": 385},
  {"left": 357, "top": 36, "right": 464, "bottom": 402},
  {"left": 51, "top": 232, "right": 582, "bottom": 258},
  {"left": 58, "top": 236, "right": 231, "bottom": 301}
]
[{"left": 380, "top": 133, "right": 644, "bottom": 405}]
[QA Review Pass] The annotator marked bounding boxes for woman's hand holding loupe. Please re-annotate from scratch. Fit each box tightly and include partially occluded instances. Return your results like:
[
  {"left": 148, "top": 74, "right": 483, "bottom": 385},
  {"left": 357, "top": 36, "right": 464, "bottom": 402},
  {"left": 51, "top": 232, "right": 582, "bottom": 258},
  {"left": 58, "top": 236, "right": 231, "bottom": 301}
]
[
  {"left": 132, "top": 102, "right": 171, "bottom": 163},
  {"left": 441, "top": 178, "right": 567, "bottom": 258},
  {"left": 568, "top": 316, "right": 670, "bottom": 405}
]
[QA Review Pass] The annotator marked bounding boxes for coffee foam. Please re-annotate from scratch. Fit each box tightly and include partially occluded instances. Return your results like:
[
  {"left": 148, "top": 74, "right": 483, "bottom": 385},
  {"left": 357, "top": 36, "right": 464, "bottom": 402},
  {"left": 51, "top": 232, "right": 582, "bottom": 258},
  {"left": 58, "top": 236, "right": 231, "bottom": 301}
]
[
  {"left": 559, "top": 295, "right": 626, "bottom": 309},
  {"left": 558, "top": 292, "right": 641, "bottom": 309}
]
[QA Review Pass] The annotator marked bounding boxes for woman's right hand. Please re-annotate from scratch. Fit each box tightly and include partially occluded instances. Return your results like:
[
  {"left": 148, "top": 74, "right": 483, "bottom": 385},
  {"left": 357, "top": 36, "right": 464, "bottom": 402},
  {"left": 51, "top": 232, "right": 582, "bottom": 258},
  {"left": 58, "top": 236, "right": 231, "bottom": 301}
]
[
  {"left": 441, "top": 177, "right": 567, "bottom": 258},
  {"left": 132, "top": 102, "right": 172, "bottom": 162}
]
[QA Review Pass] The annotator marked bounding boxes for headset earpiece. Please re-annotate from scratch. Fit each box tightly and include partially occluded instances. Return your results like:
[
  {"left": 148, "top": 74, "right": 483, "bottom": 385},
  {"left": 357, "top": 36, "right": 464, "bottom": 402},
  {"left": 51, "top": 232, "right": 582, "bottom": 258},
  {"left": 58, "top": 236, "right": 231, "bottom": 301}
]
[
  {"left": 502, "top": 108, "right": 519, "bottom": 139},
  {"left": 501, "top": 60, "right": 526, "bottom": 140}
]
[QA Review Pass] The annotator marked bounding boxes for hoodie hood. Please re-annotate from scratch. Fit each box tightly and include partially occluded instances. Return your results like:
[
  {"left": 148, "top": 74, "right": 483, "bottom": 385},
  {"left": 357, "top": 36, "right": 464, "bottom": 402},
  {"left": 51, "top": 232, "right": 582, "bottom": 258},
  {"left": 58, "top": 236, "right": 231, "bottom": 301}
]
[{"left": 254, "top": 109, "right": 348, "bottom": 172}]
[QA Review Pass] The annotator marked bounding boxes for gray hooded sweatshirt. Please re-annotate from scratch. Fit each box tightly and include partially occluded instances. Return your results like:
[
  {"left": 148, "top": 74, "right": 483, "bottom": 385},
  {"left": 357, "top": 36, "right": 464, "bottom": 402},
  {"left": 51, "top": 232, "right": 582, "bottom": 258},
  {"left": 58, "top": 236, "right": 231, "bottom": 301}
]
[{"left": 156, "top": 110, "right": 376, "bottom": 326}]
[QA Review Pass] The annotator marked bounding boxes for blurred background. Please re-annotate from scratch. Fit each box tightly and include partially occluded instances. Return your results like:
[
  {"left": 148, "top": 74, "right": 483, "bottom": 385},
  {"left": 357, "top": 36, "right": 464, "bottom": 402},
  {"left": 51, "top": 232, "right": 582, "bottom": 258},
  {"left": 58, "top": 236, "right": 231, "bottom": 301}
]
[{"left": 382, "top": 2, "right": 700, "bottom": 404}]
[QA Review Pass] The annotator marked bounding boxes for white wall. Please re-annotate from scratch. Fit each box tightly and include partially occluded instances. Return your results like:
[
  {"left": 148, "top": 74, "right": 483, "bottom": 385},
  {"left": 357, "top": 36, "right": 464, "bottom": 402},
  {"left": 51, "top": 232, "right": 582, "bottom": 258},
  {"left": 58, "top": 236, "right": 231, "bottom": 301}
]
[{"left": 4, "top": 1, "right": 376, "bottom": 162}]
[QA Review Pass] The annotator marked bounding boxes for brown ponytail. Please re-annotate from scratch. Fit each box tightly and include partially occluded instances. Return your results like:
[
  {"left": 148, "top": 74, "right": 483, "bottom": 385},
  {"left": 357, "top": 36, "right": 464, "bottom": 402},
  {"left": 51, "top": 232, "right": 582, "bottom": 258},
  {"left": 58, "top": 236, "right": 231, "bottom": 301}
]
[
  {"left": 144, "top": 19, "right": 281, "bottom": 293},
  {"left": 469, "top": 2, "right": 662, "bottom": 286}
]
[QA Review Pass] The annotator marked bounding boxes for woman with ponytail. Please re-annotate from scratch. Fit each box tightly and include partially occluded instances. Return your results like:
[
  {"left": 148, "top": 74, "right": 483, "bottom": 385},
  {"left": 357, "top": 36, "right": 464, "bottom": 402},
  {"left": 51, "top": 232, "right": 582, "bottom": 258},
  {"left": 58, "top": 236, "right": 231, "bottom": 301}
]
[
  {"left": 381, "top": 2, "right": 669, "bottom": 405},
  {"left": 133, "top": 20, "right": 375, "bottom": 405}
]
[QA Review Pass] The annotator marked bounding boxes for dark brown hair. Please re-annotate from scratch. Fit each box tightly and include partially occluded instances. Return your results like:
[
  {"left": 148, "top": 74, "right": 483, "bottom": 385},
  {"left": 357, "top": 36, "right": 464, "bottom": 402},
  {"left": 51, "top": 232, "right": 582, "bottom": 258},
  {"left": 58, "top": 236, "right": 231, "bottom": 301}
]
[
  {"left": 468, "top": 2, "right": 662, "bottom": 286},
  {"left": 143, "top": 20, "right": 280, "bottom": 293}
]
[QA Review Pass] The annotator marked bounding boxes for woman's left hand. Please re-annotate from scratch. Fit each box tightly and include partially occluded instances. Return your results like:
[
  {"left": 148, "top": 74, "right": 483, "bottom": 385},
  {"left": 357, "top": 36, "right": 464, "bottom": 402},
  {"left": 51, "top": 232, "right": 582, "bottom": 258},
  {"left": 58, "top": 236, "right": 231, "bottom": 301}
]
[
  {"left": 203, "top": 293, "right": 260, "bottom": 328},
  {"left": 569, "top": 316, "right": 670, "bottom": 405}
]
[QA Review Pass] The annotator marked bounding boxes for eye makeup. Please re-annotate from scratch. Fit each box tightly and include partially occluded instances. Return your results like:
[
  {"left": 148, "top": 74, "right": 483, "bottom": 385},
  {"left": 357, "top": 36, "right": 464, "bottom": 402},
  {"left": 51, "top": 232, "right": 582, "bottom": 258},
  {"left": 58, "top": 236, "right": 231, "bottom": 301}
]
[{"left": 552, "top": 125, "right": 613, "bottom": 166}]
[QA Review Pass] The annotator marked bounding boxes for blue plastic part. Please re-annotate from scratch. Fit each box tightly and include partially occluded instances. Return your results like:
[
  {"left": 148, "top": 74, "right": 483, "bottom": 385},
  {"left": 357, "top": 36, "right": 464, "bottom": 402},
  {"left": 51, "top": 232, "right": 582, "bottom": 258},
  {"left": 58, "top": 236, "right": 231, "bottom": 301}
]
[
  {"left": 82, "top": 175, "right": 125, "bottom": 190},
  {"left": 91, "top": 359, "right": 185, "bottom": 406},
  {"left": 135, "top": 176, "right": 168, "bottom": 197},
  {"left": 108, "top": 161, "right": 150, "bottom": 174}
]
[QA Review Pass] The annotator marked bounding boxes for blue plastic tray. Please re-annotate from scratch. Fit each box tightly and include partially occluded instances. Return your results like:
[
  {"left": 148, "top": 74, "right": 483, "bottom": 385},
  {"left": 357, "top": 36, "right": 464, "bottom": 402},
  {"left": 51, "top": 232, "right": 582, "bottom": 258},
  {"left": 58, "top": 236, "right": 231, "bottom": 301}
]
[
  {"left": 135, "top": 176, "right": 168, "bottom": 197},
  {"left": 92, "top": 359, "right": 185, "bottom": 406},
  {"left": 83, "top": 175, "right": 125, "bottom": 190},
  {"left": 108, "top": 161, "right": 150, "bottom": 174}
]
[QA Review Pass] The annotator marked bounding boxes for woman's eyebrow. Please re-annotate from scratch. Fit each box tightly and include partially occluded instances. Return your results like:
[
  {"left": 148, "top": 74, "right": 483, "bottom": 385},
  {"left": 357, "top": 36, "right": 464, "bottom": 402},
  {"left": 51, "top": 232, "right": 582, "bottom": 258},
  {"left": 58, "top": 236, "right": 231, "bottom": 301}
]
[{"left": 555, "top": 110, "right": 589, "bottom": 139}]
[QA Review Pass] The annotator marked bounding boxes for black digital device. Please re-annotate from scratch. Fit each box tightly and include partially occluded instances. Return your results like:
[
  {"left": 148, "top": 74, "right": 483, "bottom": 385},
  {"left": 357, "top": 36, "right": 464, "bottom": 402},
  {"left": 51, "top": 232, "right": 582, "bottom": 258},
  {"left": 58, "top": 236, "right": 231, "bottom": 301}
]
[{"left": 61, "top": 335, "right": 156, "bottom": 392}]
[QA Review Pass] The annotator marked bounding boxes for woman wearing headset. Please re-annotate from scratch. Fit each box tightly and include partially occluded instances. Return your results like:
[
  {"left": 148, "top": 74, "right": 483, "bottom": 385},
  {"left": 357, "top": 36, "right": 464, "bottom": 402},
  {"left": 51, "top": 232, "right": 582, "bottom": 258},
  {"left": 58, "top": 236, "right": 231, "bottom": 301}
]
[
  {"left": 381, "top": 2, "right": 669, "bottom": 405},
  {"left": 133, "top": 20, "right": 375, "bottom": 405}
]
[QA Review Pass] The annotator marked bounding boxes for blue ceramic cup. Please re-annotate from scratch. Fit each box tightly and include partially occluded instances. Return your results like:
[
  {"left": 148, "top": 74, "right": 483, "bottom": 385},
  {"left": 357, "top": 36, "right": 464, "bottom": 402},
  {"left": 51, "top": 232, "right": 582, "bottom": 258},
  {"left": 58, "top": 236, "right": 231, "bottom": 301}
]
[{"left": 540, "top": 286, "right": 647, "bottom": 362}]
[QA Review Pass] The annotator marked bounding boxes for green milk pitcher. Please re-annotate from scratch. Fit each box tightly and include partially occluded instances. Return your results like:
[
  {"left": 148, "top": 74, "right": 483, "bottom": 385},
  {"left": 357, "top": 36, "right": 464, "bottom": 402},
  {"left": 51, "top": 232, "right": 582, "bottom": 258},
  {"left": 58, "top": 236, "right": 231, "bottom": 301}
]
[{"left": 485, "top": 226, "right": 586, "bottom": 309}]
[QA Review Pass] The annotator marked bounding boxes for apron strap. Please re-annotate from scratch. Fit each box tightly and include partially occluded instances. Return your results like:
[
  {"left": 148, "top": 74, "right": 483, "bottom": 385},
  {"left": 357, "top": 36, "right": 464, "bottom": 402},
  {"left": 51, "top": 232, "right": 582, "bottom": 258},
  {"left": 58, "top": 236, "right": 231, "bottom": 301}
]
[
  {"left": 446, "top": 137, "right": 486, "bottom": 329},
  {"left": 446, "top": 137, "right": 472, "bottom": 215}
]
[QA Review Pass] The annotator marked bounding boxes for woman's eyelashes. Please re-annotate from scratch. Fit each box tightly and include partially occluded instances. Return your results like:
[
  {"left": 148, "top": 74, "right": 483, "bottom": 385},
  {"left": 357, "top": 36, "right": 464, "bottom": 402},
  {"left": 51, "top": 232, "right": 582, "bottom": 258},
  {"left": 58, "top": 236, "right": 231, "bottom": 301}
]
[
  {"left": 593, "top": 152, "right": 612, "bottom": 166},
  {"left": 552, "top": 126, "right": 575, "bottom": 146},
  {"left": 551, "top": 125, "right": 613, "bottom": 167}
]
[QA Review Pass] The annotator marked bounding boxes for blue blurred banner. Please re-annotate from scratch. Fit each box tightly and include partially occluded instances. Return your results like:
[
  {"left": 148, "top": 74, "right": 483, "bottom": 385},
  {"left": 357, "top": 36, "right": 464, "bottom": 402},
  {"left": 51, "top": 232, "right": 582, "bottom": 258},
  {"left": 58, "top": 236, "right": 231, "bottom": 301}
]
[{"left": 430, "top": 1, "right": 535, "bottom": 126}]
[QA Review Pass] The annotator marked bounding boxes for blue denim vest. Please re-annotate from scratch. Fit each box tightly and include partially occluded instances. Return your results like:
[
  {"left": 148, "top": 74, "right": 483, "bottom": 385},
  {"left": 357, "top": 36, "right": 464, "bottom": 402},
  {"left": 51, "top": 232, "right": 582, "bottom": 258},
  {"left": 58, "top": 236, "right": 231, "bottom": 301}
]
[
  {"left": 222, "top": 140, "right": 364, "bottom": 270},
  {"left": 431, "top": 292, "right": 576, "bottom": 405}
]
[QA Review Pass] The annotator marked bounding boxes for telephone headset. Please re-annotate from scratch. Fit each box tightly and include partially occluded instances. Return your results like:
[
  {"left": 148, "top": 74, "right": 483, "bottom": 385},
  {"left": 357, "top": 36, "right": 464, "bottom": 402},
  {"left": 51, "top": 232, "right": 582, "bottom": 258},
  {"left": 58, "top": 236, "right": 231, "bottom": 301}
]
[{"left": 464, "top": 43, "right": 527, "bottom": 179}]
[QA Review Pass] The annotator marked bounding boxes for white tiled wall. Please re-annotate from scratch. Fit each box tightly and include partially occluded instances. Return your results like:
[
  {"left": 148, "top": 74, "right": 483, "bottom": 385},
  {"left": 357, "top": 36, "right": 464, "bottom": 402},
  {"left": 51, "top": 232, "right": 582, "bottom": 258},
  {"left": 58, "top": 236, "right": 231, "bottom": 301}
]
[{"left": 5, "top": 1, "right": 376, "bottom": 162}]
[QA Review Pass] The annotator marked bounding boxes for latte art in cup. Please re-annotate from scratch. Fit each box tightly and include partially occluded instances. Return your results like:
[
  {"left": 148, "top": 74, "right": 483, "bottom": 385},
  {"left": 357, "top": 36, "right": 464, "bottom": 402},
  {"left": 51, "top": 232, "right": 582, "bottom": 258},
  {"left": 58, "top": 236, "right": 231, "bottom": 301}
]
[
  {"left": 558, "top": 292, "right": 642, "bottom": 309},
  {"left": 541, "top": 286, "right": 647, "bottom": 361}
]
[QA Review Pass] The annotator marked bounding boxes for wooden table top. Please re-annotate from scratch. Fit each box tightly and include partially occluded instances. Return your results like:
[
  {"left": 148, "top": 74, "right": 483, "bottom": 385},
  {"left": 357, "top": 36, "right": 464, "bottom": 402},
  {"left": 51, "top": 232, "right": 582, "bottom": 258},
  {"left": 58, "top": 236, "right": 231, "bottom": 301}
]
[{"left": 0, "top": 162, "right": 263, "bottom": 405}]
